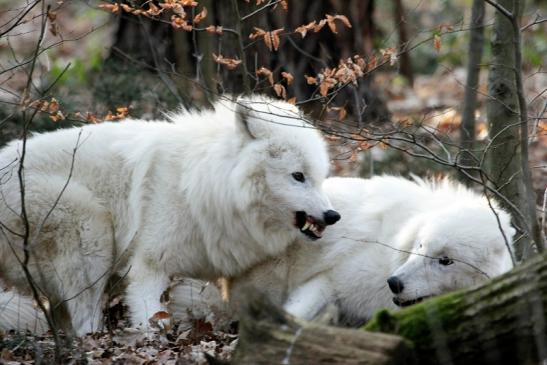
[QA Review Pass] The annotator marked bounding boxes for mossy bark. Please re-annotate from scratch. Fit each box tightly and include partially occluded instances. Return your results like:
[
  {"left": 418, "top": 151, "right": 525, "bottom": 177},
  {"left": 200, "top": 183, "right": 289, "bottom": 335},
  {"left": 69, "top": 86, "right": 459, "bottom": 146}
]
[
  {"left": 364, "top": 252, "right": 547, "bottom": 365},
  {"left": 484, "top": 0, "right": 541, "bottom": 258}
]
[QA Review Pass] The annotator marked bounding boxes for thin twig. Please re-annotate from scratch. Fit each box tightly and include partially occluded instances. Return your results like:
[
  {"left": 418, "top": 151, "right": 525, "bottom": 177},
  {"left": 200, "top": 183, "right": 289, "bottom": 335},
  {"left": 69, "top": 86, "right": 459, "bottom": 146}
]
[{"left": 230, "top": 0, "right": 251, "bottom": 94}]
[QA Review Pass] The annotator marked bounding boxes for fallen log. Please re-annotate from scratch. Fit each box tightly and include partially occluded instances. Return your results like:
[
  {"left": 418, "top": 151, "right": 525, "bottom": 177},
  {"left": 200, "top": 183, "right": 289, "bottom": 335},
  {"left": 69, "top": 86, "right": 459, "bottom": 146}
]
[
  {"left": 233, "top": 252, "right": 547, "bottom": 364},
  {"left": 231, "top": 291, "right": 416, "bottom": 365}
]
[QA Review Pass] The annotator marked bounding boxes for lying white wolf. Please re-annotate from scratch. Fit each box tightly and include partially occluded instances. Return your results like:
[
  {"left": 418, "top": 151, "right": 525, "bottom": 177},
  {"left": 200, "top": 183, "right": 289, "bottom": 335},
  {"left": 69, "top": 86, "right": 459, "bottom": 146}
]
[
  {"left": 0, "top": 96, "right": 340, "bottom": 335},
  {"left": 170, "top": 176, "right": 515, "bottom": 326}
]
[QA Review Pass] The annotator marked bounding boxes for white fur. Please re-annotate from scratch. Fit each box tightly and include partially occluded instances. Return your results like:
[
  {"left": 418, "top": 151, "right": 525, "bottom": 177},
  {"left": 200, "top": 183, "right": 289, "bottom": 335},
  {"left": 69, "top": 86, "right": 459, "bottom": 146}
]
[
  {"left": 170, "top": 176, "right": 515, "bottom": 325},
  {"left": 0, "top": 96, "right": 335, "bottom": 335}
]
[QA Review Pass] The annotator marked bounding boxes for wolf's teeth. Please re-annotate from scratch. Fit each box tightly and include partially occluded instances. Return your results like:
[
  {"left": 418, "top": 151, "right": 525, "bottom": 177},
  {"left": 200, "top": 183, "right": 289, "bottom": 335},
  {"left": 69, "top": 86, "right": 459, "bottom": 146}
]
[{"left": 302, "top": 222, "right": 311, "bottom": 230}]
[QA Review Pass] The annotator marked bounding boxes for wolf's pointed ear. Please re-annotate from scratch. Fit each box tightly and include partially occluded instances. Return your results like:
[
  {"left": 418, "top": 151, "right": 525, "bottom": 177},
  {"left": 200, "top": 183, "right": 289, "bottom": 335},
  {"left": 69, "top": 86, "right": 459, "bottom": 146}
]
[{"left": 235, "top": 101, "right": 257, "bottom": 140}]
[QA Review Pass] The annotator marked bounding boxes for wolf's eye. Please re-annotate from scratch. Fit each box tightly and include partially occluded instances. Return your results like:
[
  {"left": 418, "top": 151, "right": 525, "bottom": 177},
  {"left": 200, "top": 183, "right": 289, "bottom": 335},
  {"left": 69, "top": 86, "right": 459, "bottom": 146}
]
[
  {"left": 291, "top": 172, "right": 305, "bottom": 183},
  {"left": 439, "top": 256, "right": 454, "bottom": 266}
]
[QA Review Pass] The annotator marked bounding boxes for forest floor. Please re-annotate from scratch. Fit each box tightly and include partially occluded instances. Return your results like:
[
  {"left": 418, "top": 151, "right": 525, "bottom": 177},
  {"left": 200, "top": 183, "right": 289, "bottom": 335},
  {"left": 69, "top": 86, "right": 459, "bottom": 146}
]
[{"left": 1, "top": 321, "right": 237, "bottom": 364}]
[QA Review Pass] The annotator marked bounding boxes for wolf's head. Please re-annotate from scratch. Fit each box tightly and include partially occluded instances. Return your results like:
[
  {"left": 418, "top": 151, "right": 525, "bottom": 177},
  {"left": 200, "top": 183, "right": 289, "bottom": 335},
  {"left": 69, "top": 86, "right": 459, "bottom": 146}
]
[
  {"left": 231, "top": 96, "right": 340, "bottom": 243},
  {"left": 386, "top": 203, "right": 515, "bottom": 308}
]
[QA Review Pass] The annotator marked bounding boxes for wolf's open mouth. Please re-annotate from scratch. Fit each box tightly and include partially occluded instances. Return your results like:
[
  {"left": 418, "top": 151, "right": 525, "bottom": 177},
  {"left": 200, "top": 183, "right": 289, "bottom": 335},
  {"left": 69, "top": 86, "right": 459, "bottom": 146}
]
[
  {"left": 392, "top": 296, "right": 431, "bottom": 308},
  {"left": 294, "top": 211, "right": 325, "bottom": 240}
]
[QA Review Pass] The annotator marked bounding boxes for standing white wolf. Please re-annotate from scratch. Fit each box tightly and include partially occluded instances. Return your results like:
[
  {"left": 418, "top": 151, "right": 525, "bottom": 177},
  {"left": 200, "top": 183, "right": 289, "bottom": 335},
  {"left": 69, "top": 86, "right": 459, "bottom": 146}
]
[
  {"left": 170, "top": 176, "right": 515, "bottom": 326},
  {"left": 0, "top": 96, "right": 340, "bottom": 335}
]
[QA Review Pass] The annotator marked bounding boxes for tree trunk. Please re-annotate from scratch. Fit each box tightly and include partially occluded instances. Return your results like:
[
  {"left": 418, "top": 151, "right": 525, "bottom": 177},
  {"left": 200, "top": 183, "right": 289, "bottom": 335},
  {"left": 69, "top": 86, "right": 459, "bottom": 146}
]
[
  {"left": 95, "top": 1, "right": 390, "bottom": 122},
  {"left": 485, "top": 0, "right": 541, "bottom": 258},
  {"left": 364, "top": 251, "right": 547, "bottom": 365},
  {"left": 231, "top": 292, "right": 416, "bottom": 365},
  {"left": 458, "top": 0, "right": 484, "bottom": 183},
  {"left": 393, "top": 0, "right": 413, "bottom": 86}
]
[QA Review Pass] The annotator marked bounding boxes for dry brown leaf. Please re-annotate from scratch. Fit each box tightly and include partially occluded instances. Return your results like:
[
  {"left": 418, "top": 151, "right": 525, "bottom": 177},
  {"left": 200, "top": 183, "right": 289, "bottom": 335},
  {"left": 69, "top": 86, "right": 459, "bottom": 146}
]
[
  {"left": 150, "top": 311, "right": 171, "bottom": 321},
  {"left": 249, "top": 27, "right": 267, "bottom": 40},
  {"left": 104, "top": 111, "right": 115, "bottom": 121},
  {"left": 433, "top": 34, "right": 441, "bottom": 52},
  {"left": 30, "top": 99, "right": 48, "bottom": 112},
  {"left": 270, "top": 28, "right": 283, "bottom": 51},
  {"left": 49, "top": 98, "right": 60, "bottom": 113},
  {"left": 212, "top": 53, "right": 242, "bottom": 70},
  {"left": 294, "top": 21, "right": 316, "bottom": 38},
  {"left": 148, "top": 310, "right": 172, "bottom": 330},
  {"left": 263, "top": 33, "right": 272, "bottom": 50},
  {"left": 319, "top": 81, "right": 329, "bottom": 97},
  {"left": 319, "top": 77, "right": 336, "bottom": 96},
  {"left": 338, "top": 107, "right": 347, "bottom": 121},
  {"left": 273, "top": 84, "right": 287, "bottom": 99},
  {"left": 193, "top": 7, "right": 207, "bottom": 23},
  {"left": 116, "top": 106, "right": 129, "bottom": 117},
  {"left": 313, "top": 19, "right": 326, "bottom": 32},
  {"left": 120, "top": 3, "right": 133, "bottom": 12},
  {"left": 205, "top": 25, "right": 223, "bottom": 34},
  {"left": 305, "top": 75, "right": 317, "bottom": 85},
  {"left": 171, "top": 15, "right": 192, "bottom": 31},
  {"left": 324, "top": 14, "right": 352, "bottom": 34},
  {"left": 281, "top": 71, "right": 294, "bottom": 85},
  {"left": 179, "top": 0, "right": 198, "bottom": 6},
  {"left": 367, "top": 55, "right": 377, "bottom": 71},
  {"left": 354, "top": 55, "right": 366, "bottom": 70},
  {"left": 98, "top": 3, "right": 120, "bottom": 13},
  {"left": 256, "top": 66, "right": 274, "bottom": 85},
  {"left": 334, "top": 14, "right": 352, "bottom": 28},
  {"left": 49, "top": 111, "right": 65, "bottom": 122},
  {"left": 147, "top": 3, "right": 162, "bottom": 16}
]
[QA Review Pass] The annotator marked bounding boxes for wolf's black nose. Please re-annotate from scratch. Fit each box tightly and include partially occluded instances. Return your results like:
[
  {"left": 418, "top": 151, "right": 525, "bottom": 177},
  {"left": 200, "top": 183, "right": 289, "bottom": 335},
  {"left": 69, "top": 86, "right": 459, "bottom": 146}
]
[
  {"left": 323, "top": 210, "right": 341, "bottom": 225},
  {"left": 387, "top": 276, "right": 404, "bottom": 294}
]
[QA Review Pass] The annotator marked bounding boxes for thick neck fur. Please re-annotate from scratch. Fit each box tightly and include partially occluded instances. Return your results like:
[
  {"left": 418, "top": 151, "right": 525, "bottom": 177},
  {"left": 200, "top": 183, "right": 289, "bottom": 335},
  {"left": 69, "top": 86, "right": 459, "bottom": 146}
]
[
  {"left": 183, "top": 134, "right": 296, "bottom": 277},
  {"left": 97, "top": 117, "right": 298, "bottom": 279}
]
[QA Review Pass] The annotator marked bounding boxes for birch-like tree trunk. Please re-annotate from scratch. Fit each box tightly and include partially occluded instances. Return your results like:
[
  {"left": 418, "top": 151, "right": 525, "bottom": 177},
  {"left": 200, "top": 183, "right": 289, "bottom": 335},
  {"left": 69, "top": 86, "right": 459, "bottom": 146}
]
[{"left": 485, "top": 0, "right": 542, "bottom": 258}]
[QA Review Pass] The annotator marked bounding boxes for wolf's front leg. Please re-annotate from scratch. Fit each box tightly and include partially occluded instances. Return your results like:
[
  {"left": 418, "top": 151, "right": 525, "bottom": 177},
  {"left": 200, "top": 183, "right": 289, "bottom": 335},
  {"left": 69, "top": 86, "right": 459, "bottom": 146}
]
[
  {"left": 283, "top": 276, "right": 334, "bottom": 320},
  {"left": 126, "top": 264, "right": 170, "bottom": 331}
]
